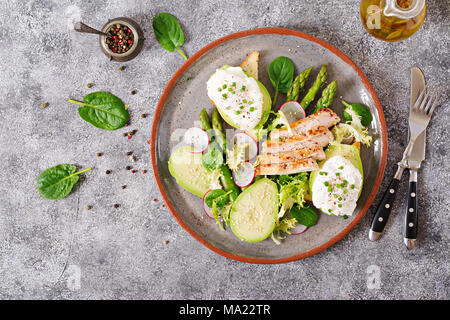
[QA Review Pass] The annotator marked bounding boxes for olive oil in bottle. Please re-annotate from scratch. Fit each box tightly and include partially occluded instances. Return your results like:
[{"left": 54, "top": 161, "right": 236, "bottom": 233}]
[{"left": 360, "top": 0, "right": 426, "bottom": 41}]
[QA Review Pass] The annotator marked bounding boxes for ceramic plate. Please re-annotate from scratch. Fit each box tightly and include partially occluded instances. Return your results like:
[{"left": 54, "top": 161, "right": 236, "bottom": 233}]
[{"left": 151, "top": 28, "right": 387, "bottom": 264}]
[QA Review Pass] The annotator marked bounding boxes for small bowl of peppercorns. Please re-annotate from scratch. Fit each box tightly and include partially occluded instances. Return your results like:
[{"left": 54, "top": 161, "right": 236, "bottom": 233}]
[{"left": 99, "top": 17, "right": 144, "bottom": 62}]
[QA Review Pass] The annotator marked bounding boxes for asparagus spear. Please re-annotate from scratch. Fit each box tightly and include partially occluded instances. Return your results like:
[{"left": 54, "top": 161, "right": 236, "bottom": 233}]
[
  {"left": 313, "top": 80, "right": 338, "bottom": 113},
  {"left": 211, "top": 108, "right": 240, "bottom": 201},
  {"left": 300, "top": 65, "right": 327, "bottom": 109},
  {"left": 200, "top": 108, "right": 214, "bottom": 140},
  {"left": 286, "top": 66, "right": 313, "bottom": 102},
  {"left": 212, "top": 108, "right": 227, "bottom": 152}
]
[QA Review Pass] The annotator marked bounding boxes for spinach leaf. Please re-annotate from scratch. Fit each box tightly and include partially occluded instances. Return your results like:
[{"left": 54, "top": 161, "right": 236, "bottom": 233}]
[
  {"left": 37, "top": 165, "right": 92, "bottom": 200},
  {"left": 152, "top": 13, "right": 188, "bottom": 60},
  {"left": 290, "top": 205, "right": 318, "bottom": 227},
  {"left": 268, "top": 56, "right": 294, "bottom": 106},
  {"left": 202, "top": 141, "right": 224, "bottom": 171},
  {"left": 67, "top": 91, "right": 129, "bottom": 130}
]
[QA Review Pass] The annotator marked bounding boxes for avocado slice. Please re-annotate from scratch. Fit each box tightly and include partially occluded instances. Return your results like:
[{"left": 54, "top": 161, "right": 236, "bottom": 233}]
[
  {"left": 168, "top": 145, "right": 212, "bottom": 198},
  {"left": 309, "top": 143, "right": 364, "bottom": 214},
  {"left": 211, "top": 65, "right": 272, "bottom": 130},
  {"left": 230, "top": 178, "right": 279, "bottom": 243}
]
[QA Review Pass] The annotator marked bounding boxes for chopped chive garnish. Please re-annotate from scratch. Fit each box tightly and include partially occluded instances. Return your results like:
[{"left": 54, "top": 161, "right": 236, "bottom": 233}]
[
  {"left": 242, "top": 99, "right": 247, "bottom": 104},
  {"left": 241, "top": 85, "right": 246, "bottom": 92},
  {"left": 343, "top": 215, "right": 348, "bottom": 220},
  {"left": 218, "top": 88, "right": 222, "bottom": 92},
  {"left": 222, "top": 93, "right": 227, "bottom": 99},
  {"left": 232, "top": 82, "right": 236, "bottom": 87},
  {"left": 344, "top": 189, "right": 348, "bottom": 194},
  {"left": 250, "top": 107, "right": 255, "bottom": 112},
  {"left": 228, "top": 88, "right": 233, "bottom": 92},
  {"left": 223, "top": 84, "right": 227, "bottom": 89},
  {"left": 338, "top": 197, "right": 343, "bottom": 201},
  {"left": 338, "top": 204, "right": 343, "bottom": 208},
  {"left": 328, "top": 209, "right": 332, "bottom": 213},
  {"left": 336, "top": 172, "right": 340, "bottom": 176},
  {"left": 351, "top": 184, "right": 355, "bottom": 189},
  {"left": 236, "top": 111, "right": 241, "bottom": 115},
  {"left": 328, "top": 187, "right": 332, "bottom": 192},
  {"left": 339, "top": 166, "right": 344, "bottom": 170},
  {"left": 240, "top": 106, "right": 244, "bottom": 109},
  {"left": 333, "top": 194, "right": 338, "bottom": 198},
  {"left": 324, "top": 181, "right": 329, "bottom": 187}
]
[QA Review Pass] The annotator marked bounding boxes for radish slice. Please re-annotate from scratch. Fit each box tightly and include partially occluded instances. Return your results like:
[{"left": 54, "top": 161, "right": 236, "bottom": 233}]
[
  {"left": 291, "top": 224, "right": 309, "bottom": 235},
  {"left": 232, "top": 132, "right": 258, "bottom": 160},
  {"left": 279, "top": 101, "right": 306, "bottom": 123},
  {"left": 202, "top": 190, "right": 215, "bottom": 219},
  {"left": 184, "top": 127, "right": 209, "bottom": 153},
  {"left": 232, "top": 161, "right": 256, "bottom": 188}
]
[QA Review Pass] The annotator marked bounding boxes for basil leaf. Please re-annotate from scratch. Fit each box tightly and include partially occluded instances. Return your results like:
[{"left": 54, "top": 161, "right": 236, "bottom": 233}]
[
  {"left": 202, "top": 141, "right": 224, "bottom": 171},
  {"left": 37, "top": 165, "right": 92, "bottom": 200},
  {"left": 290, "top": 205, "right": 318, "bottom": 227},
  {"left": 268, "top": 56, "right": 294, "bottom": 106},
  {"left": 68, "top": 91, "right": 129, "bottom": 130},
  {"left": 152, "top": 13, "right": 188, "bottom": 60}
]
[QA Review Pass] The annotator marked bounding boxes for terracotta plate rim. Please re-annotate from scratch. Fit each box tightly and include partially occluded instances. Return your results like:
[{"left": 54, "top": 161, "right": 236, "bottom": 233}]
[{"left": 150, "top": 27, "right": 388, "bottom": 264}]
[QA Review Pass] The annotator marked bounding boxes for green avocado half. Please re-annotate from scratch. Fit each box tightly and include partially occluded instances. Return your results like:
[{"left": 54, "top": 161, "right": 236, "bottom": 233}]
[
  {"left": 168, "top": 145, "right": 211, "bottom": 198},
  {"left": 309, "top": 143, "right": 364, "bottom": 211},
  {"left": 211, "top": 65, "right": 272, "bottom": 130}
]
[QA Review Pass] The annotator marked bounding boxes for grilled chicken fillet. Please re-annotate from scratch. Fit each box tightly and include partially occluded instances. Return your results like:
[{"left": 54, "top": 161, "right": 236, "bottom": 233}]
[
  {"left": 257, "top": 146, "right": 325, "bottom": 165},
  {"left": 270, "top": 108, "right": 340, "bottom": 140},
  {"left": 262, "top": 126, "right": 333, "bottom": 154},
  {"left": 255, "top": 158, "right": 319, "bottom": 176}
]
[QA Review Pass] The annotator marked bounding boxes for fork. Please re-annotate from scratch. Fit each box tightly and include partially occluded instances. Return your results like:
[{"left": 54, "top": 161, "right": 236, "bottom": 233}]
[
  {"left": 400, "top": 83, "right": 442, "bottom": 163},
  {"left": 369, "top": 82, "right": 442, "bottom": 242}
]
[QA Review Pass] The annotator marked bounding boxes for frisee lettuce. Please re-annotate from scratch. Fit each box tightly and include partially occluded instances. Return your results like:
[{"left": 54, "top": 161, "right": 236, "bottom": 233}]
[
  {"left": 277, "top": 173, "right": 309, "bottom": 219},
  {"left": 332, "top": 107, "right": 372, "bottom": 146},
  {"left": 226, "top": 142, "right": 249, "bottom": 171}
]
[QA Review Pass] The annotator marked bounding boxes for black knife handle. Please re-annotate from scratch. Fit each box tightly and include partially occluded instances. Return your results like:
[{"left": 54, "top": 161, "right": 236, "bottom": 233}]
[
  {"left": 370, "top": 178, "right": 400, "bottom": 236},
  {"left": 405, "top": 179, "right": 418, "bottom": 241}
]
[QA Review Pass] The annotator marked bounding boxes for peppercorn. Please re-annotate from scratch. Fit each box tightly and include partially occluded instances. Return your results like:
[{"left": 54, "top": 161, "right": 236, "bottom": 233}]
[
  {"left": 126, "top": 151, "right": 132, "bottom": 156},
  {"left": 163, "top": 240, "right": 169, "bottom": 245},
  {"left": 119, "top": 66, "right": 126, "bottom": 71},
  {"left": 131, "top": 90, "right": 137, "bottom": 95},
  {"left": 87, "top": 83, "right": 93, "bottom": 88},
  {"left": 114, "top": 204, "right": 120, "bottom": 208},
  {"left": 121, "top": 185, "right": 126, "bottom": 189},
  {"left": 86, "top": 205, "right": 92, "bottom": 210},
  {"left": 126, "top": 166, "right": 132, "bottom": 170},
  {"left": 96, "top": 152, "right": 102, "bottom": 157},
  {"left": 122, "top": 132, "right": 127, "bottom": 137},
  {"left": 130, "top": 155, "right": 136, "bottom": 162},
  {"left": 141, "top": 114, "right": 146, "bottom": 118},
  {"left": 105, "top": 170, "right": 111, "bottom": 174},
  {"left": 42, "top": 102, "right": 49, "bottom": 108}
]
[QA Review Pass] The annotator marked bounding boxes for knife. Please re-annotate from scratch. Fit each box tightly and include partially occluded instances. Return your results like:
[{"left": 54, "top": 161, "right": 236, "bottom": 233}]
[
  {"left": 368, "top": 67, "right": 425, "bottom": 241},
  {"left": 404, "top": 67, "right": 426, "bottom": 250}
]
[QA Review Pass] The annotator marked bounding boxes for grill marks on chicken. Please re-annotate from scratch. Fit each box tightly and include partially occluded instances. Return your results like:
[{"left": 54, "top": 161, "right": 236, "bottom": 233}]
[
  {"left": 270, "top": 108, "right": 340, "bottom": 140},
  {"left": 255, "top": 108, "right": 340, "bottom": 175}
]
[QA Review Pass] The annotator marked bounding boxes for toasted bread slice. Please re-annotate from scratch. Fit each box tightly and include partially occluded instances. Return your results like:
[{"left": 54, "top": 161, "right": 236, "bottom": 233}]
[
  {"left": 255, "top": 158, "right": 319, "bottom": 176},
  {"left": 240, "top": 51, "right": 259, "bottom": 80}
]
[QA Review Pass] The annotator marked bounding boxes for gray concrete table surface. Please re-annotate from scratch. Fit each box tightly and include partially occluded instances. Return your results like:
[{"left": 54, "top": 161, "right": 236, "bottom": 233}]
[{"left": 0, "top": 0, "right": 449, "bottom": 300}]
